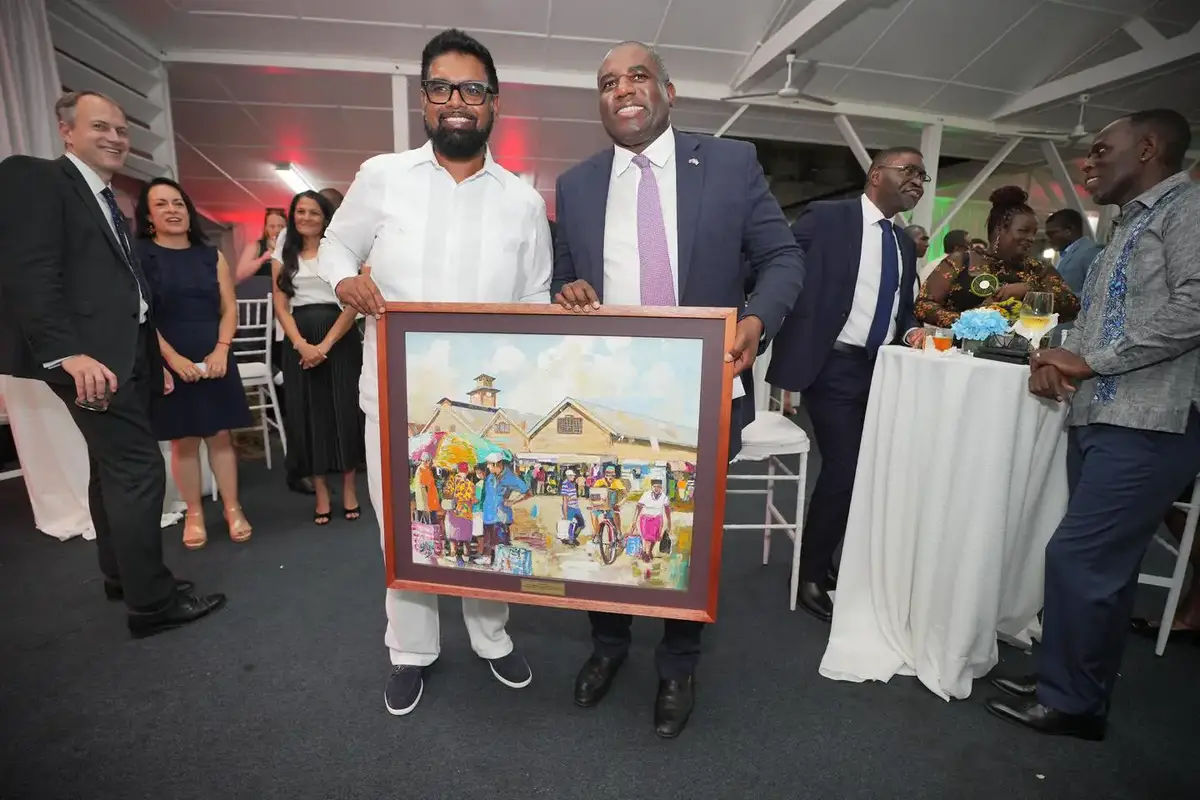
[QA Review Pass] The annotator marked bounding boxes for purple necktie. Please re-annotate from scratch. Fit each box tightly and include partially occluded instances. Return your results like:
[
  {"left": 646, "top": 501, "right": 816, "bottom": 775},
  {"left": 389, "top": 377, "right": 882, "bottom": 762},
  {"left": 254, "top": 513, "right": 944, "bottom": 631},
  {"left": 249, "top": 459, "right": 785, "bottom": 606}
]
[{"left": 633, "top": 154, "right": 676, "bottom": 306}]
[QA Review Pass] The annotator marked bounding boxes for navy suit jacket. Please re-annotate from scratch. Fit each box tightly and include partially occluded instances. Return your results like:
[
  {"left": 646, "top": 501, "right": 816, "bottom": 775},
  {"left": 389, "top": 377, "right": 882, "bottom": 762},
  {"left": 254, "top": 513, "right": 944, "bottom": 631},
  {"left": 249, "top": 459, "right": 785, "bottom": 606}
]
[
  {"left": 765, "top": 198, "right": 919, "bottom": 392},
  {"left": 553, "top": 129, "right": 805, "bottom": 457}
]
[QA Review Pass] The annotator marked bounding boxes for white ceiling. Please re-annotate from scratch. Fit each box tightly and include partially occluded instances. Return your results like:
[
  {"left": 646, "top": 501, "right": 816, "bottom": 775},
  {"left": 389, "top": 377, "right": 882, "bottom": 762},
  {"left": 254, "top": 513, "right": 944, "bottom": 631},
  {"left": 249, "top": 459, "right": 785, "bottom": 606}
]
[{"left": 91, "top": 0, "right": 1200, "bottom": 219}]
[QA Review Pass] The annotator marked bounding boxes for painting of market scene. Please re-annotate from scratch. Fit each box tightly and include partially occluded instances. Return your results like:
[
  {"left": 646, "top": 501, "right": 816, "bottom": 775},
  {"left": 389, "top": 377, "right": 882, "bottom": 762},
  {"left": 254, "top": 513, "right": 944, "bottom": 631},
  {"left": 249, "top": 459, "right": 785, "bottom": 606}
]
[{"left": 404, "top": 331, "right": 702, "bottom": 591}]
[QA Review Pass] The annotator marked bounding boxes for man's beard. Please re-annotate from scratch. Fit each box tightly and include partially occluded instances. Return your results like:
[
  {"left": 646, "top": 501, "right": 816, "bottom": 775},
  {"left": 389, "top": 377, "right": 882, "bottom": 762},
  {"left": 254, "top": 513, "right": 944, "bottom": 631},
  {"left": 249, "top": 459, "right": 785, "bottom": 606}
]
[{"left": 424, "top": 113, "right": 493, "bottom": 160}]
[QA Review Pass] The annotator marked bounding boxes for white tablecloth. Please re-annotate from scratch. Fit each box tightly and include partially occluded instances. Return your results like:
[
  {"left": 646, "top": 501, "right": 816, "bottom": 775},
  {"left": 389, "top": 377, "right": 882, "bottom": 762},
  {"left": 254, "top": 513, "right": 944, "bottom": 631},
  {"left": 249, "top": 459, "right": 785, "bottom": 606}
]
[
  {"left": 0, "top": 376, "right": 206, "bottom": 539},
  {"left": 818, "top": 347, "right": 1070, "bottom": 700}
]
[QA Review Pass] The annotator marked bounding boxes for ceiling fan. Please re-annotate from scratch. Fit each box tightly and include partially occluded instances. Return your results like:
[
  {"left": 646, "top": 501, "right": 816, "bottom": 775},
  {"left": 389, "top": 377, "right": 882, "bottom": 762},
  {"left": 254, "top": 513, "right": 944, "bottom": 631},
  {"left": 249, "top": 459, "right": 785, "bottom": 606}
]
[
  {"left": 1013, "top": 94, "right": 1094, "bottom": 144},
  {"left": 722, "top": 51, "right": 836, "bottom": 106}
]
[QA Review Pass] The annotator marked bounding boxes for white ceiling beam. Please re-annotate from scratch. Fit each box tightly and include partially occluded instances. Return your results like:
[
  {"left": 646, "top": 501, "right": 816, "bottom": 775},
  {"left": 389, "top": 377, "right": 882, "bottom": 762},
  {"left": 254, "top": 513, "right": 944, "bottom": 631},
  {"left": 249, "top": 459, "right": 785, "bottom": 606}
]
[
  {"left": 931, "top": 138, "right": 1023, "bottom": 240},
  {"left": 738, "top": 97, "right": 1069, "bottom": 139},
  {"left": 833, "top": 114, "right": 871, "bottom": 173},
  {"left": 712, "top": 105, "right": 749, "bottom": 138},
  {"left": 992, "top": 24, "right": 1200, "bottom": 118},
  {"left": 911, "top": 122, "right": 943, "bottom": 235},
  {"left": 148, "top": 65, "right": 177, "bottom": 180},
  {"left": 175, "top": 134, "right": 264, "bottom": 205},
  {"left": 391, "top": 75, "right": 410, "bottom": 152},
  {"left": 162, "top": 49, "right": 1073, "bottom": 141},
  {"left": 731, "top": 0, "right": 881, "bottom": 92},
  {"left": 1123, "top": 18, "right": 1165, "bottom": 50},
  {"left": 163, "top": 48, "right": 726, "bottom": 100}
]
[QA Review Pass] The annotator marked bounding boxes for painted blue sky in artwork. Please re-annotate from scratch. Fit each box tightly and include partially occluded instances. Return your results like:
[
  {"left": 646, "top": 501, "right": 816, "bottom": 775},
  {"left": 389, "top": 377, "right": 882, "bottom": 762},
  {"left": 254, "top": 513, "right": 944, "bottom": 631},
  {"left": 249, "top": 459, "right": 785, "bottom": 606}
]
[{"left": 405, "top": 331, "right": 703, "bottom": 425}]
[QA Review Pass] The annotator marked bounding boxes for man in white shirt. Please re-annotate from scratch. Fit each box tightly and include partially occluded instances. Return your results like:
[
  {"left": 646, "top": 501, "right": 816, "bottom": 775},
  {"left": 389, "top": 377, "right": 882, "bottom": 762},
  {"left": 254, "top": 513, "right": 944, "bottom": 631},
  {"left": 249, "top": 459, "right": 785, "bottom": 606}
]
[
  {"left": 766, "top": 148, "right": 927, "bottom": 622},
  {"left": 552, "top": 42, "right": 805, "bottom": 738},
  {"left": 317, "top": 29, "right": 549, "bottom": 718}
]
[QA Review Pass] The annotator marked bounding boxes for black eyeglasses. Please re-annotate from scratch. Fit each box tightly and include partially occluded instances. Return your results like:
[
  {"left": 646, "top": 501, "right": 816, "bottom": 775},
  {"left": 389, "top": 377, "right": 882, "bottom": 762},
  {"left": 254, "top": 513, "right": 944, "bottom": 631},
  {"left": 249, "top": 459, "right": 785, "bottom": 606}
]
[
  {"left": 421, "top": 80, "right": 493, "bottom": 106},
  {"left": 877, "top": 164, "right": 932, "bottom": 183}
]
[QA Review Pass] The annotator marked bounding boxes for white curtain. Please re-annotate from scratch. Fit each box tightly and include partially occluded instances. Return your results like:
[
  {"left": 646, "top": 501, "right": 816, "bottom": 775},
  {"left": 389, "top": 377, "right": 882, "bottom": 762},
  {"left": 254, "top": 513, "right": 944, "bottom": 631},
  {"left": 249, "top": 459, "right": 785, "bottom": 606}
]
[{"left": 0, "top": 0, "right": 61, "bottom": 162}]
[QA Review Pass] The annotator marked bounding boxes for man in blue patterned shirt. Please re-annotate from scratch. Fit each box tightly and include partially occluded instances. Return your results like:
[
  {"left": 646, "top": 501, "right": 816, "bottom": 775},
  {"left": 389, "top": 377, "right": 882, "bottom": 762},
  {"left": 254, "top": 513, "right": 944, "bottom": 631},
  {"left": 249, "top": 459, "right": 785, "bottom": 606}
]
[{"left": 986, "top": 109, "right": 1200, "bottom": 741}]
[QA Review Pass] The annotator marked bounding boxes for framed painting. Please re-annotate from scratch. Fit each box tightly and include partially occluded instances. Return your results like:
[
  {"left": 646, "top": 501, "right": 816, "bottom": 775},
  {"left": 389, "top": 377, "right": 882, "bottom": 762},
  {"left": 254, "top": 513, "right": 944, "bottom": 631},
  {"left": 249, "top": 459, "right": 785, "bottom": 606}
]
[{"left": 377, "top": 303, "right": 735, "bottom": 623}]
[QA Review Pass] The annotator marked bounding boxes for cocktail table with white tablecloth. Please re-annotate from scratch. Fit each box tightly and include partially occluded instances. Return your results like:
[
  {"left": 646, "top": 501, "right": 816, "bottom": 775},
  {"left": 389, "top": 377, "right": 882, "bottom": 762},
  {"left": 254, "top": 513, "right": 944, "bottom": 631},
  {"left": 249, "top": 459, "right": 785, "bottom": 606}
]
[{"left": 818, "top": 346, "right": 1071, "bottom": 700}]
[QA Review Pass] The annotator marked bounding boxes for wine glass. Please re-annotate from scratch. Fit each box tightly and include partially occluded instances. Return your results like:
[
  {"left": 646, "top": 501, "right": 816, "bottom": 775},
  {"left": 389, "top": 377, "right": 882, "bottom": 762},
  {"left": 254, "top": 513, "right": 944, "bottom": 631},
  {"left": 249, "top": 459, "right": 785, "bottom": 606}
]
[{"left": 1021, "top": 292, "right": 1054, "bottom": 350}]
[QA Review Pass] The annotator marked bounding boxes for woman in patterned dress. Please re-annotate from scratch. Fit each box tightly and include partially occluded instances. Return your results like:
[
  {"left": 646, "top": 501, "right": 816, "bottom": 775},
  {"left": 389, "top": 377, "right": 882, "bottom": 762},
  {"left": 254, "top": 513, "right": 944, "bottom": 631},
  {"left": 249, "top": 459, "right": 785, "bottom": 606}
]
[
  {"left": 443, "top": 462, "right": 477, "bottom": 566},
  {"left": 916, "top": 186, "right": 1080, "bottom": 327}
]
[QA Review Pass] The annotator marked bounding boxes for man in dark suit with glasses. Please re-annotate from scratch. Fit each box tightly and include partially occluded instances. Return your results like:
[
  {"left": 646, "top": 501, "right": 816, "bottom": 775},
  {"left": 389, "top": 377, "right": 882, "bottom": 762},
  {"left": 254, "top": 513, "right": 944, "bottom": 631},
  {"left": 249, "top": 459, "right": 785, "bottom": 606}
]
[{"left": 766, "top": 147, "right": 928, "bottom": 622}]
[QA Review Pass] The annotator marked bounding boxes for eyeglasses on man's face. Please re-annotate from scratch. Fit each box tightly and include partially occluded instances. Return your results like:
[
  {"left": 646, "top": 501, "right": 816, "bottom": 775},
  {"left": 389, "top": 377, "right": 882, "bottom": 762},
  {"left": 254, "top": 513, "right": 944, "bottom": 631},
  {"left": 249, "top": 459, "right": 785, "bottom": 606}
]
[
  {"left": 422, "top": 80, "right": 492, "bottom": 106},
  {"left": 878, "top": 164, "right": 932, "bottom": 183}
]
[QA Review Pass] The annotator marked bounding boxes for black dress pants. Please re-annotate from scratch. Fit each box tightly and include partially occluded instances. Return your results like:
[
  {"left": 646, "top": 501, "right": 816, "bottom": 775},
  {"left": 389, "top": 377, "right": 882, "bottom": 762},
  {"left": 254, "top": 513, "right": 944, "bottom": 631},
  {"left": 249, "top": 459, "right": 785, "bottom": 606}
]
[
  {"left": 798, "top": 349, "right": 874, "bottom": 581},
  {"left": 589, "top": 611, "right": 704, "bottom": 679},
  {"left": 53, "top": 327, "right": 175, "bottom": 610}
]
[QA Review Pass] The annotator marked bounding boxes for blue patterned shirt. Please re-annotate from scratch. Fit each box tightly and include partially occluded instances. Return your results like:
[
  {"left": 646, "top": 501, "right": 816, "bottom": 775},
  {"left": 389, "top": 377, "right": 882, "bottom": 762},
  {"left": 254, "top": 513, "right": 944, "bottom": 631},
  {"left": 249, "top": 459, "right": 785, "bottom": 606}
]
[{"left": 1066, "top": 172, "right": 1200, "bottom": 433}]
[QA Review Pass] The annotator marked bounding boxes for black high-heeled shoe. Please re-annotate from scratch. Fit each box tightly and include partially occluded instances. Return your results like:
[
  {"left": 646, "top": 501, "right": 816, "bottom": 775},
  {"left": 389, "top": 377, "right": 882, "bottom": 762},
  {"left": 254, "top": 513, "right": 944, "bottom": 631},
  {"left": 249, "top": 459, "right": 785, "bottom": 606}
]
[{"left": 343, "top": 505, "right": 361, "bottom": 521}]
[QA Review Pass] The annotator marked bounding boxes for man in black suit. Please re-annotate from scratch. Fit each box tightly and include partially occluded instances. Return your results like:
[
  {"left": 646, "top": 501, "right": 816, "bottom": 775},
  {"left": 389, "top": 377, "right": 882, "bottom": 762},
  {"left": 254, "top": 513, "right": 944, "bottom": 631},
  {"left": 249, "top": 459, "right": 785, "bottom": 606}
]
[
  {"left": 552, "top": 42, "right": 804, "bottom": 738},
  {"left": 0, "top": 91, "right": 225, "bottom": 637},
  {"left": 766, "top": 147, "right": 927, "bottom": 621}
]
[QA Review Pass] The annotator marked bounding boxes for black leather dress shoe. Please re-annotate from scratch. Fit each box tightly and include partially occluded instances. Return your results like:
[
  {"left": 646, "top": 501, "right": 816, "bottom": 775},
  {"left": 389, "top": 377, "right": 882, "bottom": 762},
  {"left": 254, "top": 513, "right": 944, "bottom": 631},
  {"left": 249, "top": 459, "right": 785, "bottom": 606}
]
[
  {"left": 1130, "top": 618, "right": 1200, "bottom": 645},
  {"left": 985, "top": 697, "right": 1105, "bottom": 741},
  {"left": 105, "top": 578, "right": 194, "bottom": 602},
  {"left": 990, "top": 673, "right": 1037, "bottom": 698},
  {"left": 796, "top": 580, "right": 833, "bottom": 622},
  {"left": 288, "top": 476, "right": 316, "bottom": 495},
  {"left": 574, "top": 655, "right": 624, "bottom": 708},
  {"left": 655, "top": 676, "right": 695, "bottom": 739},
  {"left": 127, "top": 591, "right": 226, "bottom": 639}
]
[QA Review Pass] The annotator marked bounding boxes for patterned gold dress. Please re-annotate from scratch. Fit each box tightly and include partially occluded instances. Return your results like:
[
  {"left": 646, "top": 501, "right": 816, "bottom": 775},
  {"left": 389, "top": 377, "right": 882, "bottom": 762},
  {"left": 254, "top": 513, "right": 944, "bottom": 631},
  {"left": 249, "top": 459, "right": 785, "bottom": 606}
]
[{"left": 915, "top": 251, "right": 1080, "bottom": 328}]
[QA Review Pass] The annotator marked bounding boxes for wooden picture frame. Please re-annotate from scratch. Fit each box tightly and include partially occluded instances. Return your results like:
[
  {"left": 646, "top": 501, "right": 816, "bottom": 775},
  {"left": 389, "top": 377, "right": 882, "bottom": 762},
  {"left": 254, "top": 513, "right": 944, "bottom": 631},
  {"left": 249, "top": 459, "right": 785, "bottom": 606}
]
[{"left": 378, "top": 303, "right": 735, "bottom": 623}]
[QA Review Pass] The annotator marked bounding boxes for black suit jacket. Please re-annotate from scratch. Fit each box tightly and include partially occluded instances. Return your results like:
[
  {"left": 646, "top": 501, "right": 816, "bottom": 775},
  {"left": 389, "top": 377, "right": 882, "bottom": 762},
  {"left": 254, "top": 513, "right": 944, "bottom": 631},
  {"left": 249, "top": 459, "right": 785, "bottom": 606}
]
[
  {"left": 552, "top": 130, "right": 806, "bottom": 457},
  {"left": 0, "top": 155, "right": 161, "bottom": 391},
  {"left": 766, "top": 198, "right": 918, "bottom": 392}
]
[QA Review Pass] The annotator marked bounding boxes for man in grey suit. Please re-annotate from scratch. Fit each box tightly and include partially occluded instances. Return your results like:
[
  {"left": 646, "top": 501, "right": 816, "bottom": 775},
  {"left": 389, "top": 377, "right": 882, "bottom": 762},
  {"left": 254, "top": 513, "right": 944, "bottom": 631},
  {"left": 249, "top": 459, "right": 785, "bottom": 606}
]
[{"left": 988, "top": 109, "right": 1200, "bottom": 740}]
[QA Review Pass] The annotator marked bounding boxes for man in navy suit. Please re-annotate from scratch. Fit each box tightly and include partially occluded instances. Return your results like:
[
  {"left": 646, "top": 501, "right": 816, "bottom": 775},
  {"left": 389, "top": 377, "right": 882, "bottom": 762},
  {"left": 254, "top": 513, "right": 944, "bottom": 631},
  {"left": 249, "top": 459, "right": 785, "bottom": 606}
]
[
  {"left": 552, "top": 41, "right": 804, "bottom": 738},
  {"left": 766, "top": 148, "right": 928, "bottom": 621}
]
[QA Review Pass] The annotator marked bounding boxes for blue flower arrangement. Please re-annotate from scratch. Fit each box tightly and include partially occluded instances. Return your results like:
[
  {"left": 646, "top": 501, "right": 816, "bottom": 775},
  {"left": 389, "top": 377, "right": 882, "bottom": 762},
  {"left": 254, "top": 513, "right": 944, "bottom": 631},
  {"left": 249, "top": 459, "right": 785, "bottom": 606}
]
[{"left": 950, "top": 308, "right": 1011, "bottom": 341}]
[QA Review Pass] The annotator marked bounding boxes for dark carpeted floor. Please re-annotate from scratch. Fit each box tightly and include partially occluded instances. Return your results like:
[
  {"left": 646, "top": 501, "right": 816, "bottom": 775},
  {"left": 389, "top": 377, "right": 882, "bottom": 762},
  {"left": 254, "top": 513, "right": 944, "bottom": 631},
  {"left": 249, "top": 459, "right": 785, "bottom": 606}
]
[{"left": 1, "top": 430, "right": 1198, "bottom": 800}]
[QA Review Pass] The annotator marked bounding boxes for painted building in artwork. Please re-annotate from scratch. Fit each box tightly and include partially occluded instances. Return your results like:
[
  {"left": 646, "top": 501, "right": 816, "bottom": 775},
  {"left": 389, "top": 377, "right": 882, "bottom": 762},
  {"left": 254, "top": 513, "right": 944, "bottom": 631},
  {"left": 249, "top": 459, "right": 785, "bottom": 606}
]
[
  {"left": 420, "top": 374, "right": 541, "bottom": 452},
  {"left": 524, "top": 398, "right": 698, "bottom": 462},
  {"left": 417, "top": 378, "right": 698, "bottom": 463}
]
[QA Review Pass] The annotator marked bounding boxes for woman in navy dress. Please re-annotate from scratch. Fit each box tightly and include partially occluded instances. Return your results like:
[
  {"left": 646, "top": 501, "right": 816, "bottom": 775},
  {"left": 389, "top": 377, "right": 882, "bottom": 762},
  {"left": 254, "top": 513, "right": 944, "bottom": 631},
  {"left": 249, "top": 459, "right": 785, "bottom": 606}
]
[{"left": 135, "top": 178, "right": 254, "bottom": 549}]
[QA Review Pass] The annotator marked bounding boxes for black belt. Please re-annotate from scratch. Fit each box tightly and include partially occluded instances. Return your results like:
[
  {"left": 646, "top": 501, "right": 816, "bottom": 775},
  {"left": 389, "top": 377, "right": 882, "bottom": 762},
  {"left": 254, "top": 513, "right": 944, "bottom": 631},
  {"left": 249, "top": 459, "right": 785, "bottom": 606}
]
[{"left": 830, "top": 341, "right": 874, "bottom": 360}]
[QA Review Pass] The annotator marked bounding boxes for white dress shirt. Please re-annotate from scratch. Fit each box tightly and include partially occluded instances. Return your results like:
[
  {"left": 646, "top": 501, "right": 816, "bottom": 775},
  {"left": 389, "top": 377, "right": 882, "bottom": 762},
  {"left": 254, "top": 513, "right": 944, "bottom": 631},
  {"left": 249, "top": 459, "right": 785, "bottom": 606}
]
[
  {"left": 602, "top": 126, "right": 678, "bottom": 305},
  {"left": 837, "top": 194, "right": 903, "bottom": 347},
  {"left": 47, "top": 153, "right": 148, "bottom": 368},
  {"left": 317, "top": 141, "right": 552, "bottom": 421}
]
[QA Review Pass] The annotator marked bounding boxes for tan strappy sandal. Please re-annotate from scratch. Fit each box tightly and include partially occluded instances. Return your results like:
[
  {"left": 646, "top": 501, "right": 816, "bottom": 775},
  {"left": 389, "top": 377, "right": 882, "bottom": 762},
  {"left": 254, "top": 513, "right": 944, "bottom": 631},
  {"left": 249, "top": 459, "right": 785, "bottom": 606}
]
[
  {"left": 183, "top": 511, "right": 207, "bottom": 550},
  {"left": 224, "top": 506, "right": 253, "bottom": 542}
]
